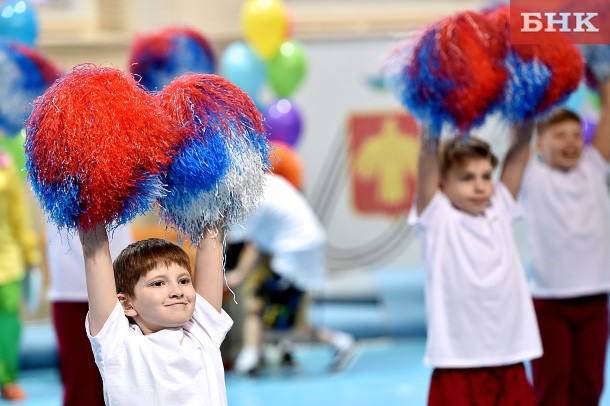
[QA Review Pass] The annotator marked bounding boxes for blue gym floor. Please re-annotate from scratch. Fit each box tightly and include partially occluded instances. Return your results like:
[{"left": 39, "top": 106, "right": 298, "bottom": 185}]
[
  {"left": 5, "top": 337, "right": 610, "bottom": 406},
  {"left": 6, "top": 268, "right": 610, "bottom": 405}
]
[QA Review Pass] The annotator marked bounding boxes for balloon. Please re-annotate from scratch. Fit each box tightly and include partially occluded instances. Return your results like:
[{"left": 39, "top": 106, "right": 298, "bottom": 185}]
[
  {"left": 220, "top": 41, "right": 266, "bottom": 98},
  {"left": 582, "top": 117, "right": 597, "bottom": 145},
  {"left": 0, "top": 1, "right": 38, "bottom": 46},
  {"left": 267, "top": 40, "right": 307, "bottom": 98},
  {"left": 0, "top": 129, "right": 25, "bottom": 179},
  {"left": 269, "top": 141, "right": 304, "bottom": 190},
  {"left": 564, "top": 82, "right": 587, "bottom": 112},
  {"left": 241, "top": 0, "right": 288, "bottom": 59},
  {"left": 264, "top": 99, "right": 302, "bottom": 147}
]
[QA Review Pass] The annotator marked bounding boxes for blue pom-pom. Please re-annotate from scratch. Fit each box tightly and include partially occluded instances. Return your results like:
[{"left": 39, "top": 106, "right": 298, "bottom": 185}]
[
  {"left": 129, "top": 27, "right": 216, "bottom": 91},
  {"left": 580, "top": 44, "right": 610, "bottom": 88},
  {"left": 158, "top": 73, "right": 271, "bottom": 244},
  {"left": 501, "top": 51, "right": 552, "bottom": 122},
  {"left": 0, "top": 42, "right": 60, "bottom": 135}
]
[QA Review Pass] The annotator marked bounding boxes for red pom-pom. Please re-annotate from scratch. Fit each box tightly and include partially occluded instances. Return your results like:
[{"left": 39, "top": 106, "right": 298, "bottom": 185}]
[
  {"left": 513, "top": 43, "right": 583, "bottom": 112},
  {"left": 436, "top": 11, "right": 508, "bottom": 130},
  {"left": 158, "top": 73, "right": 265, "bottom": 137},
  {"left": 405, "top": 11, "right": 508, "bottom": 132},
  {"left": 26, "top": 64, "right": 182, "bottom": 229}
]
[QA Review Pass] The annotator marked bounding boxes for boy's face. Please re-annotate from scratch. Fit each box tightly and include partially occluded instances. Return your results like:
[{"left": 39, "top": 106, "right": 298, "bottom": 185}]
[
  {"left": 441, "top": 157, "right": 494, "bottom": 216},
  {"left": 118, "top": 263, "right": 196, "bottom": 335},
  {"left": 536, "top": 120, "right": 584, "bottom": 171}
]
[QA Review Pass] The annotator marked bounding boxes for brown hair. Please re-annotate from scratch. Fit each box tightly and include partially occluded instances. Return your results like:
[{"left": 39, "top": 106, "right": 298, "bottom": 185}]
[
  {"left": 113, "top": 238, "right": 191, "bottom": 297},
  {"left": 536, "top": 108, "right": 581, "bottom": 135},
  {"left": 440, "top": 137, "right": 499, "bottom": 178}
]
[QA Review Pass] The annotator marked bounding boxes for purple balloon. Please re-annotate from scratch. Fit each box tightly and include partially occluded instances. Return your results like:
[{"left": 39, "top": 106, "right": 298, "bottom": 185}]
[
  {"left": 582, "top": 118, "right": 597, "bottom": 145},
  {"left": 264, "top": 99, "right": 302, "bottom": 147}
]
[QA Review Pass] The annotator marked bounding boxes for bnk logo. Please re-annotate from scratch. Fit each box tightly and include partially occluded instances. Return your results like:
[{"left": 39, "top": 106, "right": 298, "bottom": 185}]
[
  {"left": 521, "top": 12, "right": 599, "bottom": 32},
  {"left": 510, "top": 0, "right": 610, "bottom": 44}
]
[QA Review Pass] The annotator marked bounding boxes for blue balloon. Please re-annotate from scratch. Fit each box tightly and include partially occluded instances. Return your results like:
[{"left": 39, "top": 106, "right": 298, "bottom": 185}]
[
  {"left": 0, "top": 1, "right": 38, "bottom": 46},
  {"left": 564, "top": 82, "right": 587, "bottom": 112},
  {"left": 220, "top": 41, "right": 265, "bottom": 98}
]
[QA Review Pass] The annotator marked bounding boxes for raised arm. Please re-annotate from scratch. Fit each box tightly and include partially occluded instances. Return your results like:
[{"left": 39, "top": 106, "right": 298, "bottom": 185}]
[
  {"left": 80, "top": 224, "right": 116, "bottom": 336},
  {"left": 592, "top": 79, "right": 610, "bottom": 161},
  {"left": 194, "top": 228, "right": 225, "bottom": 313},
  {"left": 500, "top": 120, "right": 535, "bottom": 198},
  {"left": 415, "top": 127, "right": 440, "bottom": 215}
]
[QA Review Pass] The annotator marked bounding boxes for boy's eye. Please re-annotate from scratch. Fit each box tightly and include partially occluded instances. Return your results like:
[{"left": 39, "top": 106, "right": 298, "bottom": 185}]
[
  {"left": 461, "top": 174, "right": 474, "bottom": 181},
  {"left": 179, "top": 278, "right": 191, "bottom": 285},
  {"left": 150, "top": 281, "right": 164, "bottom": 287},
  {"left": 483, "top": 173, "right": 492, "bottom": 180}
]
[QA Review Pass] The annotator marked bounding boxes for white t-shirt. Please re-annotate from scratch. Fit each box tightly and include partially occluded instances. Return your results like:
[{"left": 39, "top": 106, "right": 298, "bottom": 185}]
[
  {"left": 46, "top": 224, "right": 134, "bottom": 302},
  {"left": 521, "top": 147, "right": 610, "bottom": 298},
  {"left": 409, "top": 183, "right": 542, "bottom": 368},
  {"left": 86, "top": 294, "right": 233, "bottom": 406},
  {"left": 231, "top": 174, "right": 326, "bottom": 290}
]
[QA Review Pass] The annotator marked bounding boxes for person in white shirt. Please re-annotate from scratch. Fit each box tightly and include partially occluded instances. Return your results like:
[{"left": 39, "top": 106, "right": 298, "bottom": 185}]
[
  {"left": 520, "top": 84, "right": 610, "bottom": 406},
  {"left": 80, "top": 224, "right": 232, "bottom": 406},
  {"left": 46, "top": 223, "right": 133, "bottom": 406},
  {"left": 409, "top": 125, "right": 541, "bottom": 405},
  {"left": 227, "top": 174, "right": 356, "bottom": 375}
]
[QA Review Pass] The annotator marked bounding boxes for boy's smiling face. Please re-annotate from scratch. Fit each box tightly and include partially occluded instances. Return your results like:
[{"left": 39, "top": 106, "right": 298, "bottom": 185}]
[
  {"left": 441, "top": 157, "right": 494, "bottom": 216},
  {"left": 118, "top": 263, "right": 196, "bottom": 335},
  {"left": 536, "top": 120, "right": 584, "bottom": 171}
]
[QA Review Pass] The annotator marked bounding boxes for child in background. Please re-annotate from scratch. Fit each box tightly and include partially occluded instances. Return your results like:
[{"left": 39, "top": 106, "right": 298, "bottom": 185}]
[
  {"left": 0, "top": 150, "right": 41, "bottom": 402},
  {"left": 409, "top": 125, "right": 541, "bottom": 405},
  {"left": 46, "top": 223, "right": 133, "bottom": 406},
  {"left": 227, "top": 173, "right": 356, "bottom": 375},
  {"left": 520, "top": 81, "right": 610, "bottom": 406},
  {"left": 81, "top": 224, "right": 232, "bottom": 406}
]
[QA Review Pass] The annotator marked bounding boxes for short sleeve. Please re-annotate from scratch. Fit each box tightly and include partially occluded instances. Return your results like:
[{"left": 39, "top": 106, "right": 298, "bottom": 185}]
[
  {"left": 86, "top": 301, "right": 129, "bottom": 361},
  {"left": 408, "top": 192, "right": 447, "bottom": 231},
  {"left": 583, "top": 146, "right": 609, "bottom": 174},
  {"left": 493, "top": 182, "right": 524, "bottom": 222},
  {"left": 191, "top": 294, "right": 233, "bottom": 348}
]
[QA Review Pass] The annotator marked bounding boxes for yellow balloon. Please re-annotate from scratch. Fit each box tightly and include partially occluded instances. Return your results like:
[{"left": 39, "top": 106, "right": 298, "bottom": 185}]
[{"left": 241, "top": 0, "right": 288, "bottom": 59}]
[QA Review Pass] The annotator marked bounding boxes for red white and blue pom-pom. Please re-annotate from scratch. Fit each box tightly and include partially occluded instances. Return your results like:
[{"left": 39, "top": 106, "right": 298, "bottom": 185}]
[
  {"left": 25, "top": 64, "right": 181, "bottom": 230},
  {"left": 0, "top": 42, "right": 61, "bottom": 136},
  {"left": 385, "top": 11, "right": 507, "bottom": 136},
  {"left": 485, "top": 6, "right": 583, "bottom": 122},
  {"left": 157, "top": 73, "right": 270, "bottom": 244},
  {"left": 129, "top": 26, "right": 216, "bottom": 91},
  {"left": 508, "top": 43, "right": 582, "bottom": 119},
  {"left": 579, "top": 44, "right": 610, "bottom": 89}
]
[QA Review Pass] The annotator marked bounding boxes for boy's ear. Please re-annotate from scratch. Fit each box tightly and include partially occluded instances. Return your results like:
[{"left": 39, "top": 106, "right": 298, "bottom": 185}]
[
  {"left": 118, "top": 294, "right": 137, "bottom": 317},
  {"left": 439, "top": 177, "right": 446, "bottom": 192},
  {"left": 535, "top": 134, "right": 545, "bottom": 154}
]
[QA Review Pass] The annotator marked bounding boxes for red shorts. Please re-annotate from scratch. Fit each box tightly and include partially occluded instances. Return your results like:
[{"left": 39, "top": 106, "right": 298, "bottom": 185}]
[{"left": 428, "top": 363, "right": 534, "bottom": 406}]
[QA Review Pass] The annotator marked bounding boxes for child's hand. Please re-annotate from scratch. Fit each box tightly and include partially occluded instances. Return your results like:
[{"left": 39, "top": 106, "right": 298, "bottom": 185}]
[{"left": 79, "top": 223, "right": 109, "bottom": 256}]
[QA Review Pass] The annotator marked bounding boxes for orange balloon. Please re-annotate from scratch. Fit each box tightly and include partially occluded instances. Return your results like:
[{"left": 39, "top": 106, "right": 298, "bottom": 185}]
[{"left": 269, "top": 141, "right": 304, "bottom": 190}]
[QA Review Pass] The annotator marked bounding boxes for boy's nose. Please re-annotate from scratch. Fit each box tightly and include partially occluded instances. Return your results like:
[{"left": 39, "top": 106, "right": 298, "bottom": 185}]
[{"left": 169, "top": 287, "right": 184, "bottom": 298}]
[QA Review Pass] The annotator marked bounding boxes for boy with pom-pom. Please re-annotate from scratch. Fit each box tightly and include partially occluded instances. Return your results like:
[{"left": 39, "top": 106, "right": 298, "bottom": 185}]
[
  {"left": 80, "top": 224, "right": 232, "bottom": 406},
  {"left": 520, "top": 80, "right": 610, "bottom": 406},
  {"left": 409, "top": 124, "right": 542, "bottom": 405}
]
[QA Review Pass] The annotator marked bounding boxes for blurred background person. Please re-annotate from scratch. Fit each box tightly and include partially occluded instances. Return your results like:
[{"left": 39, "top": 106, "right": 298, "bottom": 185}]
[
  {"left": 0, "top": 148, "right": 41, "bottom": 402},
  {"left": 227, "top": 173, "right": 356, "bottom": 375}
]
